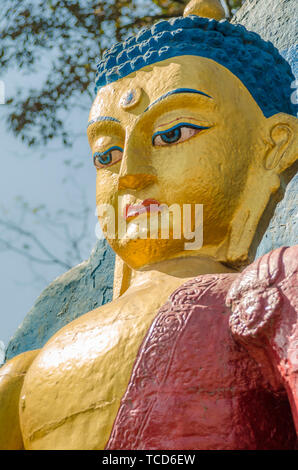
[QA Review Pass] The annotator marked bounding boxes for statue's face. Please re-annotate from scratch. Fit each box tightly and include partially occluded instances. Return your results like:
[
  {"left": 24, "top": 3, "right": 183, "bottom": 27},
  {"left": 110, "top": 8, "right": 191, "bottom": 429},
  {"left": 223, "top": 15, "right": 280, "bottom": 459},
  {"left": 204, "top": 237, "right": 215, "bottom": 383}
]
[{"left": 88, "top": 56, "right": 266, "bottom": 269}]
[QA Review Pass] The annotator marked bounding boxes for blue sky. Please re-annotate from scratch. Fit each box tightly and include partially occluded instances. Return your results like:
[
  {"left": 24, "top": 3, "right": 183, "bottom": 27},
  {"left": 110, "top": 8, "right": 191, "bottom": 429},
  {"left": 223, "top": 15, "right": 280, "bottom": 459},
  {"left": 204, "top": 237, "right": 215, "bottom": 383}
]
[{"left": 0, "top": 65, "right": 97, "bottom": 348}]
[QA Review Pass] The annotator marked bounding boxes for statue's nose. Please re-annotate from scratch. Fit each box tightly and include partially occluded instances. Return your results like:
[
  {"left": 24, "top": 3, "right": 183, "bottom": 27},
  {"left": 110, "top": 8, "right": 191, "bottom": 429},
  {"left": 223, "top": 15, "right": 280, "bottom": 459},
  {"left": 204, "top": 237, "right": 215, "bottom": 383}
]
[
  {"left": 118, "top": 142, "right": 157, "bottom": 190},
  {"left": 118, "top": 172, "right": 157, "bottom": 190}
]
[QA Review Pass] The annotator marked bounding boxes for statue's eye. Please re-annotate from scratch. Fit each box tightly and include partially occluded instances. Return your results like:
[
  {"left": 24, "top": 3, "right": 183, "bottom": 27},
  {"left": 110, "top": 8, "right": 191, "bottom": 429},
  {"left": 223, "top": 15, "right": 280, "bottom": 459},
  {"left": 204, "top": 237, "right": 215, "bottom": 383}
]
[
  {"left": 93, "top": 146, "right": 123, "bottom": 169},
  {"left": 152, "top": 123, "right": 210, "bottom": 147},
  {"left": 158, "top": 127, "right": 181, "bottom": 144}
]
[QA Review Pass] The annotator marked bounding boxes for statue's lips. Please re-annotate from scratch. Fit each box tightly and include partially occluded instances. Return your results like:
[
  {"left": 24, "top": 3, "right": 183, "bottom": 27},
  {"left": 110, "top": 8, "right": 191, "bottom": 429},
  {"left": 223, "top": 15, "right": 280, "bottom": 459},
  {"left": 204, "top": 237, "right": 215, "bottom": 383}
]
[{"left": 124, "top": 199, "right": 161, "bottom": 220}]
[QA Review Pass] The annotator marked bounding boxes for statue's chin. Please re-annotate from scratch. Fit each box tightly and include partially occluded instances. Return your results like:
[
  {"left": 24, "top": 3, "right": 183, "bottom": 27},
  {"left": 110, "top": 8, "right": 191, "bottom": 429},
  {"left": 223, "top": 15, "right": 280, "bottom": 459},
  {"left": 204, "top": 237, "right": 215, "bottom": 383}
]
[{"left": 107, "top": 236, "right": 188, "bottom": 270}]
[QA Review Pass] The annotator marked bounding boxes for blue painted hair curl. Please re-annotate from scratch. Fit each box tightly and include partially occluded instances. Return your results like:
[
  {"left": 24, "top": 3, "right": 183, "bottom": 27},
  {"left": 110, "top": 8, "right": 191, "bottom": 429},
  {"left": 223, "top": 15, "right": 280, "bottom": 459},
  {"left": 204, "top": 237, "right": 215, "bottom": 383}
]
[{"left": 95, "top": 15, "right": 296, "bottom": 117}]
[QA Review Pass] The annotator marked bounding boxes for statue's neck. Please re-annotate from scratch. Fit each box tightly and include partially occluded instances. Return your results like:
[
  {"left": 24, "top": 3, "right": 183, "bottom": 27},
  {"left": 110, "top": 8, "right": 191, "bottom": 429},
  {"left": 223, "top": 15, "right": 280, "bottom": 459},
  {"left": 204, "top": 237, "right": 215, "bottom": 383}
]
[{"left": 129, "top": 255, "right": 237, "bottom": 289}]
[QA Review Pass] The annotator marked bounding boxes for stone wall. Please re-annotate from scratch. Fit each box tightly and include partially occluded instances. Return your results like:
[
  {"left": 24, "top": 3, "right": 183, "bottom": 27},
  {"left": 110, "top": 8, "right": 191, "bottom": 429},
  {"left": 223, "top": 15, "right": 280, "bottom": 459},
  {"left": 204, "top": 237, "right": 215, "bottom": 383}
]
[{"left": 232, "top": 0, "right": 298, "bottom": 50}]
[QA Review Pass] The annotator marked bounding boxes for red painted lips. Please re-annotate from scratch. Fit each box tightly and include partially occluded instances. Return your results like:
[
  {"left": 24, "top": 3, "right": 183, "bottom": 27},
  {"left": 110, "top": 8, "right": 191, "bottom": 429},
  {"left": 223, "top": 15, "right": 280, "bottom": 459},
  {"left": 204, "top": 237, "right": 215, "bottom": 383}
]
[{"left": 124, "top": 199, "right": 161, "bottom": 220}]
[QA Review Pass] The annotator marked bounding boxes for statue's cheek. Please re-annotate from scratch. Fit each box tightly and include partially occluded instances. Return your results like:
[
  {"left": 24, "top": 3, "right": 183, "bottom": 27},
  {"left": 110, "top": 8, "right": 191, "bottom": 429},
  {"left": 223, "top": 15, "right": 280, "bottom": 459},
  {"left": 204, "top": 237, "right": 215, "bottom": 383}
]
[{"left": 96, "top": 171, "right": 119, "bottom": 203}]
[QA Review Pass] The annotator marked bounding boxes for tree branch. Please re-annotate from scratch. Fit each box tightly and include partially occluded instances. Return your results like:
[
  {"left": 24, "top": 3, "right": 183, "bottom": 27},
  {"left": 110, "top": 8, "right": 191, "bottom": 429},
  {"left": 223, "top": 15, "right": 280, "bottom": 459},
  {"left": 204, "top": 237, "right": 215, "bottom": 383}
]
[{"left": 0, "top": 219, "right": 72, "bottom": 270}]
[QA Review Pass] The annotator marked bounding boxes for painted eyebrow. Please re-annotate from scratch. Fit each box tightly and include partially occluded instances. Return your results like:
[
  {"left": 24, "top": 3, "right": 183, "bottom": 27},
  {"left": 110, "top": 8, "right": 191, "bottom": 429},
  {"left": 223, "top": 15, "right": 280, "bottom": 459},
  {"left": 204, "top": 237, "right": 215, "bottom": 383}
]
[
  {"left": 144, "top": 88, "right": 212, "bottom": 113},
  {"left": 87, "top": 116, "right": 120, "bottom": 128}
]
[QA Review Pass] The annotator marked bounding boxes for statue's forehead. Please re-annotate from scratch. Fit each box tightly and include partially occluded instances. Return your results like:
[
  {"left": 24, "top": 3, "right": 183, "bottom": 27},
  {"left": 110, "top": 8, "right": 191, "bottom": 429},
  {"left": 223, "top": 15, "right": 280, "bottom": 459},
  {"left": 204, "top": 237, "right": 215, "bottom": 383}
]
[
  {"left": 89, "top": 56, "right": 258, "bottom": 123},
  {"left": 92, "top": 59, "right": 187, "bottom": 116}
]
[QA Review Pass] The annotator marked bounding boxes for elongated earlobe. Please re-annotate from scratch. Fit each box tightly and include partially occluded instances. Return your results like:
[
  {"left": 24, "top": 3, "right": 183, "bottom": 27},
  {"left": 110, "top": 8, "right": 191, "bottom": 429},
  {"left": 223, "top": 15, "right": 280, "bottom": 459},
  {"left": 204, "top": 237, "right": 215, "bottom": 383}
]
[{"left": 264, "top": 113, "right": 298, "bottom": 174}]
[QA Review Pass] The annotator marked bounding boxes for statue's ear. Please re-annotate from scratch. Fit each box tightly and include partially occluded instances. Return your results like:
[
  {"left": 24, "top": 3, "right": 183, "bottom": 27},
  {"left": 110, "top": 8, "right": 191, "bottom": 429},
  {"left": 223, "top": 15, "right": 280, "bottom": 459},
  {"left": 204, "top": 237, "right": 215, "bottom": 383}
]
[{"left": 264, "top": 113, "right": 298, "bottom": 173}]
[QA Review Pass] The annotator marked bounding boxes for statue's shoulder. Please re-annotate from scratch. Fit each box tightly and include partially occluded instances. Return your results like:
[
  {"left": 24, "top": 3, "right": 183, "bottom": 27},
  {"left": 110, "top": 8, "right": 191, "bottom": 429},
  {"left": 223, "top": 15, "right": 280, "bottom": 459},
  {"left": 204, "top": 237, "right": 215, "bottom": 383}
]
[
  {"left": 226, "top": 245, "right": 298, "bottom": 395},
  {"left": 227, "top": 245, "right": 298, "bottom": 341},
  {"left": 0, "top": 349, "right": 39, "bottom": 449}
]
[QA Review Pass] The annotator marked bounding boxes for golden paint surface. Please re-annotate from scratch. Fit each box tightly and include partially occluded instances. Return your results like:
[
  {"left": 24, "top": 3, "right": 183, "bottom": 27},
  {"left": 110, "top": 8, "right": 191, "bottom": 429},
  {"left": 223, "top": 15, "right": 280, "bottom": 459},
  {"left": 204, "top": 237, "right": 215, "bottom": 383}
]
[
  {"left": 0, "top": 350, "right": 39, "bottom": 449},
  {"left": 183, "top": 0, "right": 225, "bottom": 20}
]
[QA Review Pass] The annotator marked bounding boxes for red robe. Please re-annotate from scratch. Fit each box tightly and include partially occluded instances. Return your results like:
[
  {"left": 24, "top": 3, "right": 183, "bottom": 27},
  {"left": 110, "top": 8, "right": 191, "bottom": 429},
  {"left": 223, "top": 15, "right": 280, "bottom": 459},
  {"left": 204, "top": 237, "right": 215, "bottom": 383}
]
[{"left": 106, "top": 246, "right": 298, "bottom": 450}]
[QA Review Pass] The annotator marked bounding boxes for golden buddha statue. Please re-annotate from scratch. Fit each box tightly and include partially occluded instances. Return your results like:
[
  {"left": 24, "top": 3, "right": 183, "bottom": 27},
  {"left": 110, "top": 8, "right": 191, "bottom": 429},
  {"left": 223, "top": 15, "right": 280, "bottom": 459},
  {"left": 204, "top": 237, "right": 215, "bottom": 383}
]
[{"left": 0, "top": 0, "right": 297, "bottom": 450}]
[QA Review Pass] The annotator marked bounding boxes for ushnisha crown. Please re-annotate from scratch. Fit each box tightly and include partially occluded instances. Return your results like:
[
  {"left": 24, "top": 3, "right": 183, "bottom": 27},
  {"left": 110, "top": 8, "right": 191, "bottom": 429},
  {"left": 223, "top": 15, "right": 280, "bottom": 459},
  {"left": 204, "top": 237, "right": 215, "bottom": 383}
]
[{"left": 95, "top": 0, "right": 296, "bottom": 118}]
